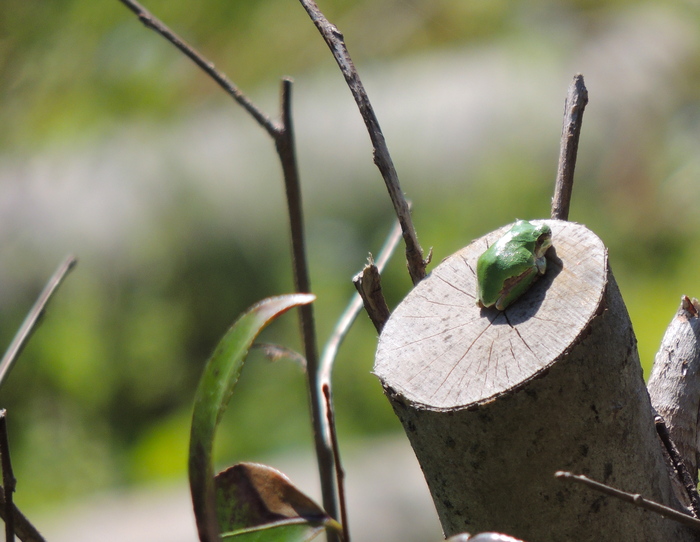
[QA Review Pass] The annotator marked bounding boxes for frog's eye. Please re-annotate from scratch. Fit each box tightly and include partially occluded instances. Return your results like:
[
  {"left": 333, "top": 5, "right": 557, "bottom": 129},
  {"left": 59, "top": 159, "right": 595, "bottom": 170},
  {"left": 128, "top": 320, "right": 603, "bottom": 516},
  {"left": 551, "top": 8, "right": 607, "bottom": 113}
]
[{"left": 536, "top": 230, "right": 552, "bottom": 249}]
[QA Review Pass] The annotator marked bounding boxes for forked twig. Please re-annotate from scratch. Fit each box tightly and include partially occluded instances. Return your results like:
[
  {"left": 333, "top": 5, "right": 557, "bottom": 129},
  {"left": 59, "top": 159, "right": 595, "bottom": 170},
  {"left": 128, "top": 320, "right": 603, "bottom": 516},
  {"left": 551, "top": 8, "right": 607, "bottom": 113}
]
[
  {"left": 117, "top": 0, "right": 335, "bottom": 529},
  {"left": 119, "top": 2, "right": 416, "bottom": 537},
  {"left": 551, "top": 74, "right": 588, "bottom": 221},
  {"left": 555, "top": 471, "right": 700, "bottom": 531},
  {"left": 296, "top": 0, "right": 427, "bottom": 285},
  {"left": 0, "top": 255, "right": 77, "bottom": 391}
]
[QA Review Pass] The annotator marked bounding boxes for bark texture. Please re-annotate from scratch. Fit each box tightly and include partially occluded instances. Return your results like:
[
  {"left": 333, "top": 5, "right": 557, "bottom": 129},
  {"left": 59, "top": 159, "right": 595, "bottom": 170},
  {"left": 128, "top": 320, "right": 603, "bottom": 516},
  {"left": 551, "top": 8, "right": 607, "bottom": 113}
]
[
  {"left": 648, "top": 297, "right": 700, "bottom": 484},
  {"left": 374, "top": 220, "right": 695, "bottom": 541}
]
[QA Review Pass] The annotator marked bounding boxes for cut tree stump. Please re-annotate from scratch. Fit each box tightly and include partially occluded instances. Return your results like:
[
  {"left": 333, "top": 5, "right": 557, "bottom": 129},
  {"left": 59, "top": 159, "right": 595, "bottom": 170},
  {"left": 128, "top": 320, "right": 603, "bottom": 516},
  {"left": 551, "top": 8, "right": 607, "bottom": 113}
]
[{"left": 374, "top": 219, "right": 694, "bottom": 541}]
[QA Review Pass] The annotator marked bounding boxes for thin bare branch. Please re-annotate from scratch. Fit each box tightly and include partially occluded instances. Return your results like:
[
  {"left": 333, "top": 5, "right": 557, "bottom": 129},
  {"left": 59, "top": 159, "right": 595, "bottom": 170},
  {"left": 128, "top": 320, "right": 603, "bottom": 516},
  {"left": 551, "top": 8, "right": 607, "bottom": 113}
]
[
  {"left": 117, "top": 0, "right": 279, "bottom": 138},
  {"left": 0, "top": 255, "right": 77, "bottom": 391},
  {"left": 0, "top": 485, "right": 44, "bottom": 542},
  {"left": 0, "top": 415, "right": 44, "bottom": 542},
  {"left": 322, "top": 385, "right": 348, "bottom": 542},
  {"left": 0, "top": 411, "right": 14, "bottom": 542},
  {"left": 274, "top": 79, "right": 340, "bottom": 529},
  {"left": 655, "top": 414, "right": 700, "bottom": 516},
  {"left": 555, "top": 471, "right": 700, "bottom": 531},
  {"left": 551, "top": 74, "right": 588, "bottom": 221},
  {"left": 296, "top": 0, "right": 427, "bottom": 284}
]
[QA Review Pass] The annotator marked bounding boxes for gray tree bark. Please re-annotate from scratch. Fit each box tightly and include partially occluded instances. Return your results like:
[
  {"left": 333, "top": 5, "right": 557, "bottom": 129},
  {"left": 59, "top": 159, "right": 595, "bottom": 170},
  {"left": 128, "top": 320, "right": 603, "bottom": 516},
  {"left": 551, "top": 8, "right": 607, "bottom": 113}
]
[
  {"left": 374, "top": 219, "right": 697, "bottom": 541},
  {"left": 648, "top": 296, "right": 700, "bottom": 488}
]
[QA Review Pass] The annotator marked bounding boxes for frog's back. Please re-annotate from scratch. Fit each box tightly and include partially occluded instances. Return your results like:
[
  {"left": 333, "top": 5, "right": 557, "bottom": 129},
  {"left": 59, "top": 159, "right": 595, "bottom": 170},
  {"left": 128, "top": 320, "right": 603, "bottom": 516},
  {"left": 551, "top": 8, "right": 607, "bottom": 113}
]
[{"left": 476, "top": 244, "right": 525, "bottom": 306}]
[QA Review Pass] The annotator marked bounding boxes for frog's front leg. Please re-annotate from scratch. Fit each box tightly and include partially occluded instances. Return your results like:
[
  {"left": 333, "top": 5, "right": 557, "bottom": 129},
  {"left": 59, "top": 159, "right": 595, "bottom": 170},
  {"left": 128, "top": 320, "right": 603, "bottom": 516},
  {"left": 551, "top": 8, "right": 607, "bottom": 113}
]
[{"left": 535, "top": 254, "right": 547, "bottom": 275}]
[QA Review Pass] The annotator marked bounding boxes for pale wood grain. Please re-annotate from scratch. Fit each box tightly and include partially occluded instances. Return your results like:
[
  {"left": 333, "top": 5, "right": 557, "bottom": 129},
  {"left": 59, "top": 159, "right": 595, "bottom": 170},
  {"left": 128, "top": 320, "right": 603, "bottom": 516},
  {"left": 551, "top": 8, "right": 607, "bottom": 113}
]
[{"left": 375, "top": 220, "right": 606, "bottom": 408}]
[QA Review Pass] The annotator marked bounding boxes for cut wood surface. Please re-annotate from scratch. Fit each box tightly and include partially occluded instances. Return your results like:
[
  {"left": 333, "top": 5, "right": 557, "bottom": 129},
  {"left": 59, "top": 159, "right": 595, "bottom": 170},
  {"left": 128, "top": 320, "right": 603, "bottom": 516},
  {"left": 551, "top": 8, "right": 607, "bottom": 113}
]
[
  {"left": 374, "top": 220, "right": 694, "bottom": 541},
  {"left": 375, "top": 220, "right": 606, "bottom": 409}
]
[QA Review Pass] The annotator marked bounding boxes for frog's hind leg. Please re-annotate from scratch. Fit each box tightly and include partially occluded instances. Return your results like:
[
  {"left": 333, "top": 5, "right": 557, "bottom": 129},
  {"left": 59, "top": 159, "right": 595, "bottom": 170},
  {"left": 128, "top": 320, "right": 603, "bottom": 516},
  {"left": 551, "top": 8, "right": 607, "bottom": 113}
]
[{"left": 495, "top": 267, "right": 538, "bottom": 311}]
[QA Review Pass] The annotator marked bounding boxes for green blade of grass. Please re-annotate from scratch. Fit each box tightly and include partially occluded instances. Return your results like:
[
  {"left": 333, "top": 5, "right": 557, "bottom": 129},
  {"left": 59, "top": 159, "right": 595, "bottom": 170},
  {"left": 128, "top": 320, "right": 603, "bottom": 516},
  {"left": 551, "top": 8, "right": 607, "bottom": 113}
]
[{"left": 189, "top": 294, "right": 315, "bottom": 542}]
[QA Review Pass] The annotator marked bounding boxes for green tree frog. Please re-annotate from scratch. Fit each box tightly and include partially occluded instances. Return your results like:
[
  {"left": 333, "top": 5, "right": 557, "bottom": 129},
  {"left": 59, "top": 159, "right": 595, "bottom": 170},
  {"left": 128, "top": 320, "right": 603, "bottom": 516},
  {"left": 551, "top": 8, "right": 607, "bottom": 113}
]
[{"left": 476, "top": 220, "right": 552, "bottom": 310}]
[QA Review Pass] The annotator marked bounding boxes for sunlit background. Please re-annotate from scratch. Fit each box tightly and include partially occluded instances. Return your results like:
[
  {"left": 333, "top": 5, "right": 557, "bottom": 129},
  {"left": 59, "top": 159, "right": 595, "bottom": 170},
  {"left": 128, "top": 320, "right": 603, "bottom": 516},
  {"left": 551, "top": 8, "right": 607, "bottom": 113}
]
[{"left": 2, "top": 0, "right": 700, "bottom": 540}]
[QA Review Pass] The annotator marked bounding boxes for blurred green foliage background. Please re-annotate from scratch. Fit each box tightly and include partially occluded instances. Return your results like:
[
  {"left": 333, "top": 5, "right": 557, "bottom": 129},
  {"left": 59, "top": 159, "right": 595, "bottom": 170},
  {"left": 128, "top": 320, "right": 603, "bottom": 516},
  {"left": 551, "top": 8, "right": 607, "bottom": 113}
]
[{"left": 2, "top": 0, "right": 700, "bottom": 518}]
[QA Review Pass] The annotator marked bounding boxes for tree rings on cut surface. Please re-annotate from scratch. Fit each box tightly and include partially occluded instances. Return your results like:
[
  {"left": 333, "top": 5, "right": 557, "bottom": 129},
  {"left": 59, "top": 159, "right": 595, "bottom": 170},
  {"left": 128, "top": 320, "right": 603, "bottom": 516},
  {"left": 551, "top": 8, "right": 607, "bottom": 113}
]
[{"left": 374, "top": 219, "right": 606, "bottom": 409}]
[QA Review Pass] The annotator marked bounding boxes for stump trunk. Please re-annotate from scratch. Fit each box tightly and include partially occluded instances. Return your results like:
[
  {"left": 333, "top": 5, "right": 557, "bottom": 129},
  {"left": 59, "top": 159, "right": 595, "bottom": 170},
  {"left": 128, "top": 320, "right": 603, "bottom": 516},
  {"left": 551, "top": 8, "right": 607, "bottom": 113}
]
[{"left": 374, "top": 220, "right": 693, "bottom": 541}]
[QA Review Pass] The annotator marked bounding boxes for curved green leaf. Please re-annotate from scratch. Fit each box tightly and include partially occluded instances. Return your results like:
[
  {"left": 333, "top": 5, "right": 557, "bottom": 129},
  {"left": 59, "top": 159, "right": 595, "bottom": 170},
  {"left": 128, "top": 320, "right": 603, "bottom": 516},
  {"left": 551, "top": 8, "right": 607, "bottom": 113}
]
[{"left": 189, "top": 294, "right": 315, "bottom": 542}]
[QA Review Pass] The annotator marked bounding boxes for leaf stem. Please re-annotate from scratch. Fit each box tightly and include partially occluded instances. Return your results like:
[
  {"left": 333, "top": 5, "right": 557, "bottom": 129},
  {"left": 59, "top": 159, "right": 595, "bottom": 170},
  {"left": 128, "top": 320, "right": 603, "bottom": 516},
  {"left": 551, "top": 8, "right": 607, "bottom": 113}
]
[{"left": 315, "top": 218, "right": 403, "bottom": 541}]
